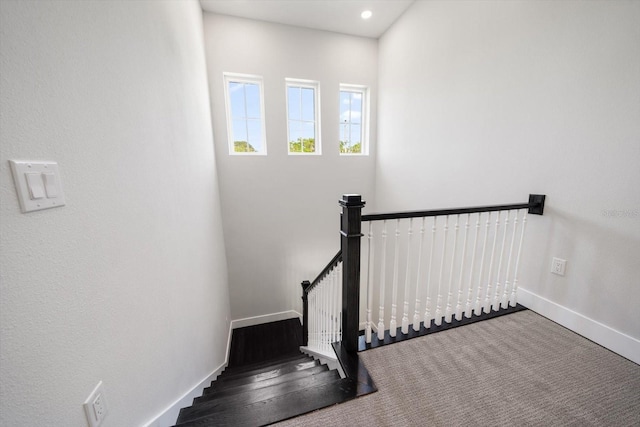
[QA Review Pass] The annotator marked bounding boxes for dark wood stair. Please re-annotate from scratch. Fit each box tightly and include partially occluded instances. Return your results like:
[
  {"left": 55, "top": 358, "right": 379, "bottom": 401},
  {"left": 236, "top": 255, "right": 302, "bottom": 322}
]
[
  {"left": 173, "top": 353, "right": 348, "bottom": 426},
  {"left": 173, "top": 318, "right": 376, "bottom": 426}
]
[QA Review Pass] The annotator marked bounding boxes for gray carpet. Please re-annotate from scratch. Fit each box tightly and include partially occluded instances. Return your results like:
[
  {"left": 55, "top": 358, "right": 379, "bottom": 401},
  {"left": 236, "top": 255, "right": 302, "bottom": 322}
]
[{"left": 275, "top": 310, "right": 640, "bottom": 426}]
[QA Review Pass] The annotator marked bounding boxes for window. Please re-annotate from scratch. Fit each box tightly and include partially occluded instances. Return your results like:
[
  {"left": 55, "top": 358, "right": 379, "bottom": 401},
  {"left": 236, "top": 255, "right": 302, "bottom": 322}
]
[
  {"left": 339, "top": 84, "right": 369, "bottom": 155},
  {"left": 286, "top": 79, "right": 320, "bottom": 155},
  {"left": 223, "top": 73, "right": 267, "bottom": 155}
]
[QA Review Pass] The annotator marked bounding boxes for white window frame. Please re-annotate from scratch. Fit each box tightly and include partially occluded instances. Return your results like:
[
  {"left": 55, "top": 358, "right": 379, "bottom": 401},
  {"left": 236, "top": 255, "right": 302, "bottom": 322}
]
[
  {"left": 339, "top": 84, "right": 369, "bottom": 156},
  {"left": 223, "top": 72, "right": 267, "bottom": 155},
  {"left": 285, "top": 78, "right": 321, "bottom": 155}
]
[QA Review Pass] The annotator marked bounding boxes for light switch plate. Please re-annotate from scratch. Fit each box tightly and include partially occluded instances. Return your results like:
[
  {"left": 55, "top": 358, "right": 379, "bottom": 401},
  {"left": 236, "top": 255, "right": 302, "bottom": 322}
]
[{"left": 9, "top": 160, "right": 66, "bottom": 213}]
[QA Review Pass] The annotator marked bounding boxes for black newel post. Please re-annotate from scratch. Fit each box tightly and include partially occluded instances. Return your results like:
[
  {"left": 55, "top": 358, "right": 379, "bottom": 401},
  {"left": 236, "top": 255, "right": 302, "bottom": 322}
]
[
  {"left": 301, "top": 281, "right": 310, "bottom": 346},
  {"left": 339, "top": 194, "right": 366, "bottom": 354}
]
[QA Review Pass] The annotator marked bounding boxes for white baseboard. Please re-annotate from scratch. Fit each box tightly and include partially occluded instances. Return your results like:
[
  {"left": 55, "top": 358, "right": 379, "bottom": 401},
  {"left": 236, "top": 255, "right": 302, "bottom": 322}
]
[
  {"left": 144, "top": 363, "right": 226, "bottom": 427},
  {"left": 231, "top": 310, "right": 302, "bottom": 329},
  {"left": 143, "top": 324, "right": 233, "bottom": 427},
  {"left": 518, "top": 287, "right": 640, "bottom": 365}
]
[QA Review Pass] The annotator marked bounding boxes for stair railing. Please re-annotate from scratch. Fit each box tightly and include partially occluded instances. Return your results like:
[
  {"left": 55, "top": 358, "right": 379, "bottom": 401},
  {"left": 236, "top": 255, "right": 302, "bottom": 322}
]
[
  {"left": 302, "top": 194, "right": 545, "bottom": 355},
  {"left": 301, "top": 251, "right": 343, "bottom": 356}
]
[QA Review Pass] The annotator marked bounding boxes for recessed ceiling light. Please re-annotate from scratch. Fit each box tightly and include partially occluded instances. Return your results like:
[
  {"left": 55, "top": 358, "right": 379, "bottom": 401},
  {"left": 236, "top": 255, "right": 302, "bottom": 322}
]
[{"left": 361, "top": 10, "right": 373, "bottom": 20}]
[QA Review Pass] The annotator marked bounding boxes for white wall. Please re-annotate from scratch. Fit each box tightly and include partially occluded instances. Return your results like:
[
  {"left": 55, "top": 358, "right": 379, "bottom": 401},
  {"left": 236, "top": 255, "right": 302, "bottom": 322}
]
[
  {"left": 0, "top": 1, "right": 230, "bottom": 426},
  {"left": 203, "top": 14, "right": 377, "bottom": 321},
  {"left": 377, "top": 0, "right": 640, "bottom": 356}
]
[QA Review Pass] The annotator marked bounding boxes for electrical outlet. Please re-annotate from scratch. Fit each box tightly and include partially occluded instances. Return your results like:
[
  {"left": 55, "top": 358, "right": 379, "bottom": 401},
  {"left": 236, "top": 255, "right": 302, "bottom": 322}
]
[
  {"left": 551, "top": 257, "right": 567, "bottom": 276},
  {"left": 84, "top": 381, "right": 108, "bottom": 427}
]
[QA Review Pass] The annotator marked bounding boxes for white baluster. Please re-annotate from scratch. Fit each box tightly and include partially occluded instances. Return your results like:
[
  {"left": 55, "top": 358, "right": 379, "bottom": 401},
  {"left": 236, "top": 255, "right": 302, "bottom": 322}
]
[
  {"left": 474, "top": 212, "right": 491, "bottom": 315},
  {"left": 492, "top": 210, "right": 510, "bottom": 312},
  {"left": 317, "top": 288, "right": 320, "bottom": 349},
  {"left": 465, "top": 213, "right": 481, "bottom": 318},
  {"left": 317, "top": 286, "right": 322, "bottom": 349},
  {"left": 413, "top": 217, "right": 426, "bottom": 331},
  {"left": 318, "top": 289, "right": 321, "bottom": 348},
  {"left": 455, "top": 214, "right": 471, "bottom": 321},
  {"left": 401, "top": 218, "right": 414, "bottom": 334},
  {"left": 502, "top": 210, "right": 519, "bottom": 309},
  {"left": 483, "top": 211, "right": 501, "bottom": 314},
  {"left": 423, "top": 217, "right": 436, "bottom": 327},
  {"left": 311, "top": 291, "right": 316, "bottom": 348},
  {"left": 445, "top": 215, "right": 459, "bottom": 323},
  {"left": 315, "top": 285, "right": 320, "bottom": 350},
  {"left": 327, "top": 273, "right": 332, "bottom": 349},
  {"left": 365, "top": 222, "right": 374, "bottom": 343},
  {"left": 434, "top": 216, "right": 449, "bottom": 326},
  {"left": 324, "top": 275, "right": 329, "bottom": 351},
  {"left": 389, "top": 219, "right": 401, "bottom": 337},
  {"left": 337, "top": 262, "right": 343, "bottom": 342},
  {"left": 308, "top": 291, "right": 313, "bottom": 348},
  {"left": 333, "top": 266, "right": 338, "bottom": 345},
  {"left": 337, "top": 263, "right": 342, "bottom": 342},
  {"left": 318, "top": 280, "right": 324, "bottom": 351},
  {"left": 329, "top": 274, "right": 332, "bottom": 349},
  {"left": 327, "top": 273, "right": 332, "bottom": 350},
  {"left": 377, "top": 221, "right": 388, "bottom": 340},
  {"left": 510, "top": 211, "right": 527, "bottom": 307},
  {"left": 314, "top": 290, "right": 318, "bottom": 349},
  {"left": 331, "top": 265, "right": 337, "bottom": 345}
]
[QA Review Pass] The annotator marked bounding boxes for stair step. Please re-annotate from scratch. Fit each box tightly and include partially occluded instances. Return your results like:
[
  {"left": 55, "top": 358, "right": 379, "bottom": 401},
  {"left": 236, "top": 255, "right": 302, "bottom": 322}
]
[
  {"left": 219, "top": 355, "right": 316, "bottom": 383},
  {"left": 177, "top": 370, "right": 341, "bottom": 423},
  {"left": 222, "top": 353, "right": 308, "bottom": 377},
  {"left": 214, "top": 359, "right": 319, "bottom": 389},
  {"left": 227, "top": 318, "right": 302, "bottom": 367},
  {"left": 174, "top": 377, "right": 355, "bottom": 426},
  {"left": 199, "top": 364, "right": 329, "bottom": 401}
]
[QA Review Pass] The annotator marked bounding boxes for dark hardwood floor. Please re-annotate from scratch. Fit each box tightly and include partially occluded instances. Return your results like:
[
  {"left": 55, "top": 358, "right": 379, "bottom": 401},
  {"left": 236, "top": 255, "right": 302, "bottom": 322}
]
[{"left": 227, "top": 318, "right": 303, "bottom": 367}]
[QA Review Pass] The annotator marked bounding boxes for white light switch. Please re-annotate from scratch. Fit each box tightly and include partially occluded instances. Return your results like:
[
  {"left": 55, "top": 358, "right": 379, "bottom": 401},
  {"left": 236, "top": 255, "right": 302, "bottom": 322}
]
[
  {"left": 9, "top": 160, "right": 66, "bottom": 213},
  {"left": 25, "top": 173, "right": 45, "bottom": 199},
  {"left": 42, "top": 172, "right": 58, "bottom": 198}
]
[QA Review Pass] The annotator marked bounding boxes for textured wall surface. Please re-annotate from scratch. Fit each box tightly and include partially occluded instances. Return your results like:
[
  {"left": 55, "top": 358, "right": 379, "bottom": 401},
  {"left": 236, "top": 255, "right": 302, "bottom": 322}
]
[
  {"left": 0, "top": 1, "right": 230, "bottom": 426},
  {"left": 203, "top": 14, "right": 378, "bottom": 320},
  {"left": 376, "top": 0, "right": 640, "bottom": 341}
]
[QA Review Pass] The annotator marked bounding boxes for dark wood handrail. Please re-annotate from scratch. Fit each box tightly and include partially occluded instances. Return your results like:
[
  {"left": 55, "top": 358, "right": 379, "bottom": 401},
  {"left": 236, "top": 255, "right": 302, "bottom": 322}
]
[
  {"left": 304, "top": 250, "right": 342, "bottom": 293},
  {"left": 362, "top": 194, "right": 545, "bottom": 222}
]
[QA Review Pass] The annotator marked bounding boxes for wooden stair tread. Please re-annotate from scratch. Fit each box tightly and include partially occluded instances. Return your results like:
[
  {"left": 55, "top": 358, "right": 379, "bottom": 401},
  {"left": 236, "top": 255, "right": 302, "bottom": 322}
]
[
  {"left": 200, "top": 364, "right": 329, "bottom": 399},
  {"left": 177, "top": 370, "right": 341, "bottom": 423},
  {"left": 222, "top": 353, "right": 308, "bottom": 376},
  {"left": 212, "top": 359, "right": 320, "bottom": 389},
  {"left": 218, "top": 356, "right": 316, "bottom": 383},
  {"left": 174, "top": 377, "right": 358, "bottom": 426}
]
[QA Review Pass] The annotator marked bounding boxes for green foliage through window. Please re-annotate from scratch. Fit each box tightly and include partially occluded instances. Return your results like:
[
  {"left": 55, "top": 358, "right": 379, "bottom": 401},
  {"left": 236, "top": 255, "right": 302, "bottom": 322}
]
[
  {"left": 289, "top": 138, "right": 316, "bottom": 153},
  {"left": 234, "top": 141, "right": 256, "bottom": 152},
  {"left": 340, "top": 141, "right": 362, "bottom": 154}
]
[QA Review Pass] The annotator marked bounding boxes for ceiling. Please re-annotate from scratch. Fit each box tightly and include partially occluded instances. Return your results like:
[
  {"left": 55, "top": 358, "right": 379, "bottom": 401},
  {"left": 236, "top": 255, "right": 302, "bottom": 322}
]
[{"left": 199, "top": 0, "right": 415, "bottom": 39}]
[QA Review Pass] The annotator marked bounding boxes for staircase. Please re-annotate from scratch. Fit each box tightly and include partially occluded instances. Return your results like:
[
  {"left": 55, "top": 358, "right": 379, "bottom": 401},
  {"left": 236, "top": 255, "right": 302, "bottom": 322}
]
[
  {"left": 174, "top": 353, "right": 353, "bottom": 426},
  {"left": 172, "top": 317, "right": 375, "bottom": 426}
]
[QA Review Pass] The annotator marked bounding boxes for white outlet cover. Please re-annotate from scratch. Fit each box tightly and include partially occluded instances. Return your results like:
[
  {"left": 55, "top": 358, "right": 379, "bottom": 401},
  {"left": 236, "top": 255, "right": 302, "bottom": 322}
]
[
  {"left": 84, "top": 381, "right": 108, "bottom": 427},
  {"left": 8, "top": 160, "right": 66, "bottom": 213},
  {"left": 551, "top": 257, "right": 567, "bottom": 276}
]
